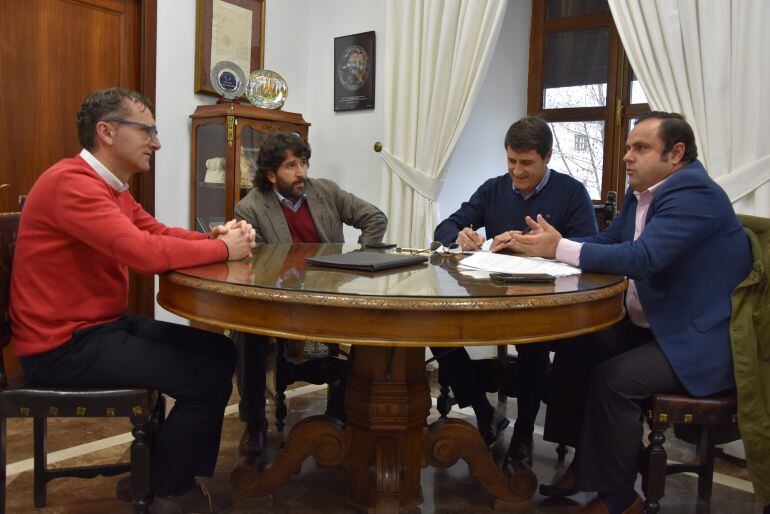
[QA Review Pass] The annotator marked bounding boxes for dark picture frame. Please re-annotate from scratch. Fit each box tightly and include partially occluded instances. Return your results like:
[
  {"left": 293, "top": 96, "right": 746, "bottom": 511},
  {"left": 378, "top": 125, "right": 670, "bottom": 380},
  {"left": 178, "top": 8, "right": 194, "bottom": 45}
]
[
  {"left": 195, "top": 0, "right": 265, "bottom": 97},
  {"left": 334, "top": 31, "right": 376, "bottom": 111}
]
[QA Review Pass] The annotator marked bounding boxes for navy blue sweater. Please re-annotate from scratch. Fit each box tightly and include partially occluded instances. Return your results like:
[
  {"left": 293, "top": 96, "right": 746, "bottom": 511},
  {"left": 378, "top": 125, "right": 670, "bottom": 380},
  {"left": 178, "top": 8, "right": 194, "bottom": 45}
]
[{"left": 434, "top": 170, "right": 598, "bottom": 244}]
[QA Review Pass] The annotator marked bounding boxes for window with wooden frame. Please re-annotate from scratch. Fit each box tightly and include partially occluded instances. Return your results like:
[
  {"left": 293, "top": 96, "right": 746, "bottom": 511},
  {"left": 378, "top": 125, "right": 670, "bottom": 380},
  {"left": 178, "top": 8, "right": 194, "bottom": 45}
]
[{"left": 527, "top": 0, "right": 650, "bottom": 208}]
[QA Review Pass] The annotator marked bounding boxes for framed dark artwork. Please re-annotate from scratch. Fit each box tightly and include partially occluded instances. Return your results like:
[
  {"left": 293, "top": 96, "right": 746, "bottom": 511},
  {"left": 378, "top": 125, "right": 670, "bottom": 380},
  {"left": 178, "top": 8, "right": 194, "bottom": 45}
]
[
  {"left": 334, "top": 31, "right": 376, "bottom": 111},
  {"left": 195, "top": 0, "right": 265, "bottom": 97}
]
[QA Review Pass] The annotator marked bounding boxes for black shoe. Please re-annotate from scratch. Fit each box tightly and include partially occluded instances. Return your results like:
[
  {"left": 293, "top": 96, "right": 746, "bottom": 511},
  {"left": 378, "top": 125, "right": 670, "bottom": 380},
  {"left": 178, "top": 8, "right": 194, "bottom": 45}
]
[
  {"left": 503, "top": 428, "right": 534, "bottom": 467},
  {"left": 238, "top": 419, "right": 267, "bottom": 457},
  {"left": 477, "top": 407, "right": 510, "bottom": 446},
  {"left": 538, "top": 461, "right": 577, "bottom": 497}
]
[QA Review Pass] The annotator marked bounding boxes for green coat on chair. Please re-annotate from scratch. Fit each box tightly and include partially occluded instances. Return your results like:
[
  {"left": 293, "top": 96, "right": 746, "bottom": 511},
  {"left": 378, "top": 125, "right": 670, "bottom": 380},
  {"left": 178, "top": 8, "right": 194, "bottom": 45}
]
[{"left": 732, "top": 214, "right": 770, "bottom": 506}]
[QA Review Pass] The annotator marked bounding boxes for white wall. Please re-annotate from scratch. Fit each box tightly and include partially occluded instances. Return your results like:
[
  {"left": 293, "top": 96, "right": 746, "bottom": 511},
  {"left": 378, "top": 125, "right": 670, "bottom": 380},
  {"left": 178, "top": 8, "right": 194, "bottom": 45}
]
[
  {"left": 153, "top": 0, "right": 530, "bottom": 323},
  {"left": 303, "top": 0, "right": 386, "bottom": 242}
]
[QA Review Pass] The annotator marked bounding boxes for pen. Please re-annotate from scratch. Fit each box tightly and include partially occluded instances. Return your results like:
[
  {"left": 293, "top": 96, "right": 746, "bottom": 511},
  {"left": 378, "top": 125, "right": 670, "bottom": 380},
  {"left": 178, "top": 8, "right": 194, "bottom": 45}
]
[{"left": 506, "top": 228, "right": 531, "bottom": 244}]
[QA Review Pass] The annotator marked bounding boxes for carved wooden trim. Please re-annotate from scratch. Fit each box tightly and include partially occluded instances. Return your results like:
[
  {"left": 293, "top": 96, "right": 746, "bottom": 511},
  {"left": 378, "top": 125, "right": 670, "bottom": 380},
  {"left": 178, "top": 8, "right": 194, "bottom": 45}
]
[
  {"left": 164, "top": 272, "right": 628, "bottom": 312},
  {"left": 424, "top": 418, "right": 537, "bottom": 503},
  {"left": 231, "top": 415, "right": 349, "bottom": 498}
]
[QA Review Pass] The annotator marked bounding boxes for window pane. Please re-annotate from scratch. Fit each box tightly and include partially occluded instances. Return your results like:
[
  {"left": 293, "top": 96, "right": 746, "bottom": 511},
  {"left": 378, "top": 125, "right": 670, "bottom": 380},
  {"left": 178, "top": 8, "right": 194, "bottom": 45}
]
[
  {"left": 544, "top": 83, "right": 607, "bottom": 109},
  {"left": 630, "top": 71, "right": 649, "bottom": 104},
  {"left": 543, "top": 28, "right": 608, "bottom": 108},
  {"left": 549, "top": 121, "right": 605, "bottom": 200},
  {"left": 547, "top": 0, "right": 609, "bottom": 19}
]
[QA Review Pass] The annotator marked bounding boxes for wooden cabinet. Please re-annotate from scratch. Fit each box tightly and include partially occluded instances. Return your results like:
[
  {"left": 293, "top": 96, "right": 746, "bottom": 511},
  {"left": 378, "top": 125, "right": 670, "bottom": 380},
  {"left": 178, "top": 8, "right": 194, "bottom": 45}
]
[{"left": 189, "top": 103, "right": 310, "bottom": 231}]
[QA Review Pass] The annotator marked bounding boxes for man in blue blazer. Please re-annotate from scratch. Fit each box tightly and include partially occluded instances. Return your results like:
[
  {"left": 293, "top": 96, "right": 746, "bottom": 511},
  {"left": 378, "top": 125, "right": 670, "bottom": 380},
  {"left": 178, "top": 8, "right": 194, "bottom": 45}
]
[{"left": 513, "top": 112, "right": 751, "bottom": 514}]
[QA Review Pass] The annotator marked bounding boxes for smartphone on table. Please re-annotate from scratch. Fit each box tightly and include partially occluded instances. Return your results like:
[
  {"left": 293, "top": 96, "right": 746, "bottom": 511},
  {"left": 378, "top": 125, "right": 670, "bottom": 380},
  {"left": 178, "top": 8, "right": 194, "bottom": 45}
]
[{"left": 489, "top": 272, "right": 555, "bottom": 283}]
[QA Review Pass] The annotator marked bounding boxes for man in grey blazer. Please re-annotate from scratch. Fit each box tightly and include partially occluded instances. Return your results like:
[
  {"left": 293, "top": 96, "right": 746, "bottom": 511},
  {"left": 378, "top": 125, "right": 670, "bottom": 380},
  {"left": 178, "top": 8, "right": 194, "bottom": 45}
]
[{"left": 233, "top": 132, "right": 387, "bottom": 456}]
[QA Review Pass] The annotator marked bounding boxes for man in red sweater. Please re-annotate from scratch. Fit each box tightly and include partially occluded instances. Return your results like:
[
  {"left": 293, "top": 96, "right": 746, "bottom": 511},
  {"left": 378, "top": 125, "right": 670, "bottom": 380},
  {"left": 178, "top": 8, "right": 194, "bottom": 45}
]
[{"left": 9, "top": 88, "right": 255, "bottom": 513}]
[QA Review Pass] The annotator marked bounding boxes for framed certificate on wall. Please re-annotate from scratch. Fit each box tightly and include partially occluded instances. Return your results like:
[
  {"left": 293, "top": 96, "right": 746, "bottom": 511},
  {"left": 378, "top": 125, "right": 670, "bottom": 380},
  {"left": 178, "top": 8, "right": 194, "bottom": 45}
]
[{"left": 195, "top": 0, "right": 265, "bottom": 96}]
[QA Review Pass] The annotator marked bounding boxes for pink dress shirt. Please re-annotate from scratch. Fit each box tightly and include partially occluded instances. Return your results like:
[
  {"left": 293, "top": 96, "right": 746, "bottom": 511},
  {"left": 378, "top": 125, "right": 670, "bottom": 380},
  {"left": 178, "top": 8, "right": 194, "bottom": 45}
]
[{"left": 555, "top": 178, "right": 670, "bottom": 328}]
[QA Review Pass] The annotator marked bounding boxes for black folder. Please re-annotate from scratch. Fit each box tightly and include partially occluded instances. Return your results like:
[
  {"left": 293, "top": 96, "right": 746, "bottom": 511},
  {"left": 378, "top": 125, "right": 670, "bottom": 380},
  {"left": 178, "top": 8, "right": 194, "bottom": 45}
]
[{"left": 305, "top": 251, "right": 428, "bottom": 272}]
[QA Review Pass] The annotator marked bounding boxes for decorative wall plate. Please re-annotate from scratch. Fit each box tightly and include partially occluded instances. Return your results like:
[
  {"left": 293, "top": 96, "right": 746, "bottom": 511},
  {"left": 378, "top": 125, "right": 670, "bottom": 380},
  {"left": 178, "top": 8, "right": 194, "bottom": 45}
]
[
  {"left": 210, "top": 61, "right": 247, "bottom": 100},
  {"left": 246, "top": 69, "right": 288, "bottom": 110}
]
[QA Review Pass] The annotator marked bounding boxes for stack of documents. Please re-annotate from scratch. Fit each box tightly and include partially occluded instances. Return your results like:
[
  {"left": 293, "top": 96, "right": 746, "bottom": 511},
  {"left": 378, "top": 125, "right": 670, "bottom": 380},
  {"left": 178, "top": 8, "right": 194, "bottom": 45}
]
[{"left": 458, "top": 252, "right": 581, "bottom": 277}]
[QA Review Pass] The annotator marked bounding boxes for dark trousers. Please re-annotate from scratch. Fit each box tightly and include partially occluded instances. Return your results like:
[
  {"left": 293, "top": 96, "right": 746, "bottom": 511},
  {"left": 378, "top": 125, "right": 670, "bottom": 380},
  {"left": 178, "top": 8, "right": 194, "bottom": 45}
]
[
  {"left": 20, "top": 315, "right": 236, "bottom": 496},
  {"left": 234, "top": 332, "right": 349, "bottom": 423},
  {"left": 546, "top": 317, "right": 686, "bottom": 494},
  {"left": 430, "top": 344, "right": 549, "bottom": 432},
  {"left": 232, "top": 331, "right": 270, "bottom": 423},
  {"left": 543, "top": 333, "right": 614, "bottom": 447}
]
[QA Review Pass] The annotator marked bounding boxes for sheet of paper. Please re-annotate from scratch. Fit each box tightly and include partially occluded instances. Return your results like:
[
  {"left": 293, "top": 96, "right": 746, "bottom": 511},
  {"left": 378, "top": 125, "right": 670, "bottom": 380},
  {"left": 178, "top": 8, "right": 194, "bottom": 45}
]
[{"left": 458, "top": 252, "right": 581, "bottom": 276}]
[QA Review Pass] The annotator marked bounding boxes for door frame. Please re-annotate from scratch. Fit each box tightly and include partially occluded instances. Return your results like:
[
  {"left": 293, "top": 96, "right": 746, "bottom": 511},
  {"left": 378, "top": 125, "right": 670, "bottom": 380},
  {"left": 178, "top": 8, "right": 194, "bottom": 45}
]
[{"left": 134, "top": 0, "right": 158, "bottom": 316}]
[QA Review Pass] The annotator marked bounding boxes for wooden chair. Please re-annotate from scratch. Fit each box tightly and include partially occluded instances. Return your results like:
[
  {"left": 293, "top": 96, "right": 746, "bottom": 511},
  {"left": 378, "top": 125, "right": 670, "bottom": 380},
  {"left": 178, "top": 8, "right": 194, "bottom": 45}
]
[
  {"left": 0, "top": 212, "right": 162, "bottom": 514},
  {"left": 641, "top": 391, "right": 739, "bottom": 514},
  {"left": 593, "top": 190, "right": 618, "bottom": 230}
]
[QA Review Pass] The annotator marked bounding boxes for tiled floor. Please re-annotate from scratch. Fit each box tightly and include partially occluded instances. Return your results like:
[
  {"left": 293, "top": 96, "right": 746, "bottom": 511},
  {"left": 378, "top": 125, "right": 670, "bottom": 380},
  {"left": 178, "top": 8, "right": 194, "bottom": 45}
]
[{"left": 3, "top": 376, "right": 763, "bottom": 513}]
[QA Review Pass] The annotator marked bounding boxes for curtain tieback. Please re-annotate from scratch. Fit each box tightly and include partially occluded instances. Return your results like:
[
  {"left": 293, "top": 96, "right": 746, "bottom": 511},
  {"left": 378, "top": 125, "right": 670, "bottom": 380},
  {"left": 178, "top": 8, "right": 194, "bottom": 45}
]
[
  {"left": 379, "top": 149, "right": 443, "bottom": 202},
  {"left": 715, "top": 154, "right": 770, "bottom": 203}
]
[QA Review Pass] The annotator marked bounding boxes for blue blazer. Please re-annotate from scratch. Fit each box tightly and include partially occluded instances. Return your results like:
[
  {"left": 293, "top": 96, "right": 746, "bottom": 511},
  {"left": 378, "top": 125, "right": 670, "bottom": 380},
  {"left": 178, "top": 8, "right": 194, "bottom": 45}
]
[{"left": 574, "top": 161, "right": 751, "bottom": 396}]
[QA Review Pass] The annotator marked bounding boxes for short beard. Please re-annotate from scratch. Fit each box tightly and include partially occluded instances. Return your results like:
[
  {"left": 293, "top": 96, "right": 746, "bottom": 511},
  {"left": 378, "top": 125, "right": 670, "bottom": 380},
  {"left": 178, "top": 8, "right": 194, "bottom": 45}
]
[{"left": 276, "top": 179, "right": 306, "bottom": 201}]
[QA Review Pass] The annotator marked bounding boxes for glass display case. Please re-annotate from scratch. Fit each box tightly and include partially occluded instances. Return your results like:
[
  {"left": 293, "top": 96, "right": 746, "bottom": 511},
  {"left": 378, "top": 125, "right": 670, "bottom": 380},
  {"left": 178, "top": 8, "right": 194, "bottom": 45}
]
[{"left": 190, "top": 103, "right": 310, "bottom": 232}]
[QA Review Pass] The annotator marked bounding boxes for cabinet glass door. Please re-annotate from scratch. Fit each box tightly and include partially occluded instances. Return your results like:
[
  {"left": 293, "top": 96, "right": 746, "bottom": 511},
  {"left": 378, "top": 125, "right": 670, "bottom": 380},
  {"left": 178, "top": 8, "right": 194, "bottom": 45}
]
[
  {"left": 194, "top": 123, "right": 227, "bottom": 232},
  {"left": 238, "top": 125, "right": 267, "bottom": 202}
]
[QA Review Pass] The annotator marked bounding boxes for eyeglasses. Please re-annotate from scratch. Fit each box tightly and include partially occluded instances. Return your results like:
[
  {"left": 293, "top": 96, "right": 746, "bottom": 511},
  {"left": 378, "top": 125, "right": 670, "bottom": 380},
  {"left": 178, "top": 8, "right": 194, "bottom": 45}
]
[
  {"left": 103, "top": 119, "right": 159, "bottom": 139},
  {"left": 396, "top": 241, "right": 463, "bottom": 255}
]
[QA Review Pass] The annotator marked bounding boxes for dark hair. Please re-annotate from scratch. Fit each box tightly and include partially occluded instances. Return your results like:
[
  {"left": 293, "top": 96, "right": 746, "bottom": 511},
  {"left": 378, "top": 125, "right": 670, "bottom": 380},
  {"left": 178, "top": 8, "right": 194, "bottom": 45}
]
[
  {"left": 76, "top": 88, "right": 153, "bottom": 151},
  {"left": 635, "top": 111, "right": 698, "bottom": 164},
  {"left": 504, "top": 116, "right": 553, "bottom": 159},
  {"left": 254, "top": 133, "right": 311, "bottom": 191}
]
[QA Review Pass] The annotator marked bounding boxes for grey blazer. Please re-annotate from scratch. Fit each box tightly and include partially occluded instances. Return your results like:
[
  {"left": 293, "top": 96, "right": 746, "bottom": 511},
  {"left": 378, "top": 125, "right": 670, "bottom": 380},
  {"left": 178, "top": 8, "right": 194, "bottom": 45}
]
[{"left": 234, "top": 178, "right": 387, "bottom": 244}]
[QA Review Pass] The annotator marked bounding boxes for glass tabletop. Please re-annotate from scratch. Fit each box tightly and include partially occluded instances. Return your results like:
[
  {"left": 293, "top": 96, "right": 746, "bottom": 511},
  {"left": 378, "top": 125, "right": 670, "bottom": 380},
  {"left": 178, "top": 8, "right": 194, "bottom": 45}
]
[{"left": 172, "top": 243, "right": 624, "bottom": 299}]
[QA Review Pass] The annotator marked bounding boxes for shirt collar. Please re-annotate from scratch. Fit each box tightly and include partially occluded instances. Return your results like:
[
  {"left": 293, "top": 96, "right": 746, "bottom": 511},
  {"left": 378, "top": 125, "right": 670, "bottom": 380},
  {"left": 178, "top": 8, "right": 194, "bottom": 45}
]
[
  {"left": 633, "top": 175, "right": 670, "bottom": 201},
  {"left": 513, "top": 166, "right": 552, "bottom": 200},
  {"left": 79, "top": 149, "right": 129, "bottom": 192},
  {"left": 273, "top": 188, "right": 305, "bottom": 212}
]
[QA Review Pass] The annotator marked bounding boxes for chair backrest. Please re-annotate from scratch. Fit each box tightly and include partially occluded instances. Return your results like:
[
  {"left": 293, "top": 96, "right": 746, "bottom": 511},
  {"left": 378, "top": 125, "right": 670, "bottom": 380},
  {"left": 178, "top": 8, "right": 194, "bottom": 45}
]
[
  {"left": 0, "top": 213, "right": 21, "bottom": 386},
  {"left": 594, "top": 190, "right": 617, "bottom": 230}
]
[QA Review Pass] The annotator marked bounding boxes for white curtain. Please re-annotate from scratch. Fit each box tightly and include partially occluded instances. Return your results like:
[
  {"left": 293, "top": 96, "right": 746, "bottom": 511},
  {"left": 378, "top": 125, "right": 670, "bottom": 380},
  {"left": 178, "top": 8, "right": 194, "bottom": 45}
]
[
  {"left": 379, "top": 0, "right": 507, "bottom": 247},
  {"left": 608, "top": 0, "right": 770, "bottom": 217}
]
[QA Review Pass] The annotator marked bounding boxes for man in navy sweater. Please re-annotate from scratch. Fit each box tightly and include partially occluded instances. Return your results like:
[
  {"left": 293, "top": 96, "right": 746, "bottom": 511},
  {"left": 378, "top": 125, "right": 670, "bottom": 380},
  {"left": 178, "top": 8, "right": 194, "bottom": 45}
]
[{"left": 432, "top": 116, "right": 597, "bottom": 466}]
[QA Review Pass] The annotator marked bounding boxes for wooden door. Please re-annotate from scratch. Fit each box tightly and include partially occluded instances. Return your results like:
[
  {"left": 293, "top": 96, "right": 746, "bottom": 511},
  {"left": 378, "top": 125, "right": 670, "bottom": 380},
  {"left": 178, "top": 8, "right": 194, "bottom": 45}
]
[{"left": 0, "top": 0, "right": 157, "bottom": 317}]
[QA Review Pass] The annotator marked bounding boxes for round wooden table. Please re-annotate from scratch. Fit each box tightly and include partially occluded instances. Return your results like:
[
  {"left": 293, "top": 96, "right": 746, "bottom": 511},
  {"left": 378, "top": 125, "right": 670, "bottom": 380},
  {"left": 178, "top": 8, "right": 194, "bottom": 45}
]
[{"left": 157, "top": 243, "right": 627, "bottom": 513}]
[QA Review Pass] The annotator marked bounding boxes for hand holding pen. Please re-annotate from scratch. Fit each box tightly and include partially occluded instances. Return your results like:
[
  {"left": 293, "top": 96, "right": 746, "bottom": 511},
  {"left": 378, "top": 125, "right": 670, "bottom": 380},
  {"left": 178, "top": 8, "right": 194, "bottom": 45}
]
[
  {"left": 456, "top": 223, "right": 485, "bottom": 251},
  {"left": 489, "top": 226, "right": 532, "bottom": 253}
]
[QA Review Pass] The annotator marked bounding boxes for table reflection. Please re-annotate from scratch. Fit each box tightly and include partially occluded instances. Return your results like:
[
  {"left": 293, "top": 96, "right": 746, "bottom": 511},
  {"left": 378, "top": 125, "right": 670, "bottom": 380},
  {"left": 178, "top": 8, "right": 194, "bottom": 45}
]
[{"left": 176, "top": 243, "right": 623, "bottom": 298}]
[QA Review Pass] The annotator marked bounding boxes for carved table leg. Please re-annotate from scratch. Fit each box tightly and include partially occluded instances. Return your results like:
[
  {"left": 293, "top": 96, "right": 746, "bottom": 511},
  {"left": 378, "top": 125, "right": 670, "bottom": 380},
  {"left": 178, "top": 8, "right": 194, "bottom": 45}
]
[
  {"left": 231, "top": 415, "right": 349, "bottom": 498},
  {"left": 424, "top": 418, "right": 537, "bottom": 507},
  {"left": 346, "top": 346, "right": 431, "bottom": 513}
]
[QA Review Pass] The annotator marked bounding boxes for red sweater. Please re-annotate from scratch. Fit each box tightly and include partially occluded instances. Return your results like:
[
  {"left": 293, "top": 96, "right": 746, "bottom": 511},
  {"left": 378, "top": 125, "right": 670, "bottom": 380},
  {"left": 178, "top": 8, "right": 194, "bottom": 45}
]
[
  {"left": 9, "top": 156, "right": 228, "bottom": 356},
  {"left": 280, "top": 201, "right": 320, "bottom": 243}
]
